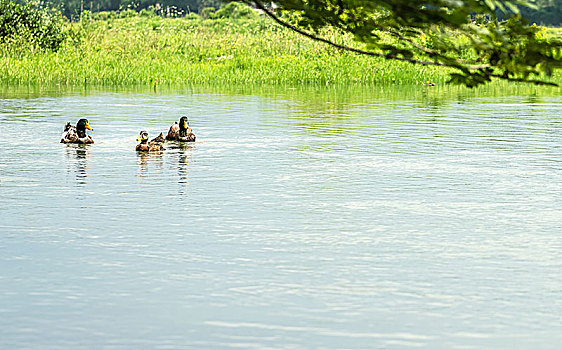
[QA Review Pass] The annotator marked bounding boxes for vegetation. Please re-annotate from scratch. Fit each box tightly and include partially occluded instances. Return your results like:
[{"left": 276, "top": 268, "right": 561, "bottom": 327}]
[
  {"left": 0, "top": 2, "right": 560, "bottom": 87},
  {"left": 0, "top": 6, "right": 450, "bottom": 86},
  {"left": 0, "top": 0, "right": 67, "bottom": 50},
  {"left": 238, "top": 1, "right": 561, "bottom": 87},
  {"left": 20, "top": 0, "right": 562, "bottom": 26}
]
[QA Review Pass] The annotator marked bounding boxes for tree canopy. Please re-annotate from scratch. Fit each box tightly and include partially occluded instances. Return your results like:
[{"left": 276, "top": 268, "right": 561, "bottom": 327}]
[
  {"left": 29, "top": 0, "right": 562, "bottom": 26},
  {"left": 29, "top": 0, "right": 222, "bottom": 19},
  {"left": 234, "top": 0, "right": 561, "bottom": 87},
  {"left": 0, "top": 0, "right": 66, "bottom": 50}
]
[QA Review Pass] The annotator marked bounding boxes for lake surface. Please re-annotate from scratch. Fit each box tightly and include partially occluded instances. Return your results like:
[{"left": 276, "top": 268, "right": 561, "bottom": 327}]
[{"left": 0, "top": 84, "right": 561, "bottom": 349}]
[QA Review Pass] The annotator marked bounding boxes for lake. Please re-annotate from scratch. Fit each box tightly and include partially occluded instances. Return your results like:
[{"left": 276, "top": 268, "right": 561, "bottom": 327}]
[{"left": 0, "top": 84, "right": 561, "bottom": 349}]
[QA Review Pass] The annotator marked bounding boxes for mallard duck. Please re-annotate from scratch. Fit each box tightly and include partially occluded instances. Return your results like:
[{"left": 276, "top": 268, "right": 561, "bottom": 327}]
[
  {"left": 166, "top": 116, "right": 196, "bottom": 142},
  {"left": 60, "top": 119, "right": 94, "bottom": 144},
  {"left": 136, "top": 130, "right": 165, "bottom": 152}
]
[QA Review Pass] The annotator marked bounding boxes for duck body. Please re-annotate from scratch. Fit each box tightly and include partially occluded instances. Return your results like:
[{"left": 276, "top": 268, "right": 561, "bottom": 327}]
[
  {"left": 136, "top": 131, "right": 165, "bottom": 152},
  {"left": 166, "top": 116, "right": 196, "bottom": 142},
  {"left": 61, "top": 119, "right": 94, "bottom": 144},
  {"left": 165, "top": 122, "right": 180, "bottom": 141},
  {"left": 136, "top": 143, "right": 164, "bottom": 152},
  {"left": 178, "top": 128, "right": 196, "bottom": 142},
  {"left": 150, "top": 132, "right": 165, "bottom": 144}
]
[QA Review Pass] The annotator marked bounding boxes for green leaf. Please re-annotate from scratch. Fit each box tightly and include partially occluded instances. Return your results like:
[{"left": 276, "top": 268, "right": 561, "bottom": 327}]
[{"left": 483, "top": 0, "right": 496, "bottom": 11}]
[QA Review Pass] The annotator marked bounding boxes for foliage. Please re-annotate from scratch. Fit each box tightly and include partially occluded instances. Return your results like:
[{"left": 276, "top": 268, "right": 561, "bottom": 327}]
[
  {"left": 10, "top": 0, "right": 562, "bottom": 26},
  {"left": 515, "top": 0, "right": 562, "bottom": 26},
  {"left": 30, "top": 0, "right": 223, "bottom": 19},
  {"left": 206, "top": 2, "right": 258, "bottom": 19},
  {"left": 0, "top": 3, "right": 560, "bottom": 86},
  {"left": 233, "top": 0, "right": 561, "bottom": 87},
  {"left": 0, "top": 10, "right": 462, "bottom": 85},
  {"left": 0, "top": 0, "right": 67, "bottom": 51}
]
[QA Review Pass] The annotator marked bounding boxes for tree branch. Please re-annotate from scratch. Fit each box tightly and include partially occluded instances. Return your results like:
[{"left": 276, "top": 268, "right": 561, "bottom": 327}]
[
  {"left": 488, "top": 73, "right": 558, "bottom": 86},
  {"left": 385, "top": 29, "right": 491, "bottom": 70},
  {"left": 243, "top": 0, "right": 449, "bottom": 67},
  {"left": 238, "top": 0, "right": 558, "bottom": 87}
]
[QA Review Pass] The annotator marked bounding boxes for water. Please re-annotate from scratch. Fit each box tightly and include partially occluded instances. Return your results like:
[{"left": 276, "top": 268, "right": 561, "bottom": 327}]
[{"left": 0, "top": 85, "right": 561, "bottom": 349}]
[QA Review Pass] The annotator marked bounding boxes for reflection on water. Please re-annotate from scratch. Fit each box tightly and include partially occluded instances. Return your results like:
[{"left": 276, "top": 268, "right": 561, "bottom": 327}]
[
  {"left": 135, "top": 143, "right": 192, "bottom": 193},
  {"left": 176, "top": 143, "right": 193, "bottom": 188},
  {"left": 136, "top": 151, "right": 164, "bottom": 178},
  {"left": 64, "top": 144, "right": 91, "bottom": 185},
  {"left": 0, "top": 85, "right": 561, "bottom": 349}
]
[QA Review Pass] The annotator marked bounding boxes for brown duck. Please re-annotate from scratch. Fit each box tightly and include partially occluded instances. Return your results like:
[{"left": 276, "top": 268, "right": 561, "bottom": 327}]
[
  {"left": 136, "top": 131, "right": 165, "bottom": 152},
  {"left": 166, "top": 116, "right": 196, "bottom": 142}
]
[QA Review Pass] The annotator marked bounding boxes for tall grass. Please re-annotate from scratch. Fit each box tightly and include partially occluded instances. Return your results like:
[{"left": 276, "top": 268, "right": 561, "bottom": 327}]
[{"left": 0, "top": 12, "right": 559, "bottom": 86}]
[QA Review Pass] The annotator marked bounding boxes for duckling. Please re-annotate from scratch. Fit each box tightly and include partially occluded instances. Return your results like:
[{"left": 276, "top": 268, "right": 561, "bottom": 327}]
[
  {"left": 166, "top": 116, "right": 196, "bottom": 142},
  {"left": 136, "top": 130, "right": 165, "bottom": 152},
  {"left": 61, "top": 119, "right": 94, "bottom": 144}
]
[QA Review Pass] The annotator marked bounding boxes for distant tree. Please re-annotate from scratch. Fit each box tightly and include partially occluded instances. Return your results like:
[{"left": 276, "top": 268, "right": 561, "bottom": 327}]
[
  {"left": 0, "top": 0, "right": 66, "bottom": 50},
  {"left": 233, "top": 0, "right": 561, "bottom": 87},
  {"left": 37, "top": 0, "right": 220, "bottom": 18}
]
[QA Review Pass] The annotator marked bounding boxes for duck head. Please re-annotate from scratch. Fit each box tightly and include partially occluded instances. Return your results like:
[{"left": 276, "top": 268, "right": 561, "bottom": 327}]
[
  {"left": 179, "top": 116, "right": 191, "bottom": 137},
  {"left": 137, "top": 130, "right": 149, "bottom": 143},
  {"left": 179, "top": 116, "right": 189, "bottom": 131},
  {"left": 76, "top": 119, "right": 93, "bottom": 138}
]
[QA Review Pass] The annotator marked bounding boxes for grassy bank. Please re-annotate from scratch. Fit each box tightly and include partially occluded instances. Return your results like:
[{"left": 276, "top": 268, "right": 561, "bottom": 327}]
[{"left": 0, "top": 10, "right": 559, "bottom": 86}]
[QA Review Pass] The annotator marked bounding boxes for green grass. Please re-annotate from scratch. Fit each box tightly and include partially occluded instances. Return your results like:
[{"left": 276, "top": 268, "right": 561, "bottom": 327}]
[{"left": 0, "top": 13, "right": 560, "bottom": 86}]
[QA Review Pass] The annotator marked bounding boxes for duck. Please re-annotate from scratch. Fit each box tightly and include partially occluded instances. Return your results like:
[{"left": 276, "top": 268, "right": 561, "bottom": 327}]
[
  {"left": 60, "top": 118, "right": 94, "bottom": 144},
  {"left": 136, "top": 130, "right": 165, "bottom": 152},
  {"left": 166, "top": 116, "right": 196, "bottom": 142}
]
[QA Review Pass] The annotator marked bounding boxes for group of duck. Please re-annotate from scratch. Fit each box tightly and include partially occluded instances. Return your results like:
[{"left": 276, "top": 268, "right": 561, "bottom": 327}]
[{"left": 60, "top": 116, "right": 196, "bottom": 151}]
